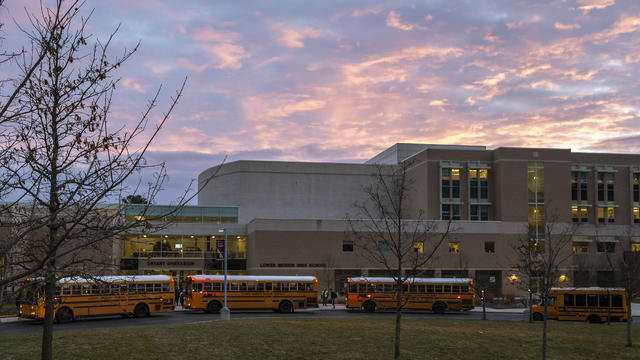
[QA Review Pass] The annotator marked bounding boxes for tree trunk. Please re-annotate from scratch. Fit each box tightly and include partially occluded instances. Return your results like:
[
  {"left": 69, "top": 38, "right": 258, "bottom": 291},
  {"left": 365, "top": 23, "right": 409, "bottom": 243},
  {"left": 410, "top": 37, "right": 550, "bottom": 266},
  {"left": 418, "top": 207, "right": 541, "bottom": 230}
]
[
  {"left": 542, "top": 301, "right": 548, "bottom": 360},
  {"left": 41, "top": 273, "right": 56, "bottom": 360},
  {"left": 394, "top": 284, "right": 402, "bottom": 360},
  {"left": 482, "top": 290, "right": 486, "bottom": 320},
  {"left": 528, "top": 289, "right": 533, "bottom": 323},
  {"left": 626, "top": 294, "right": 632, "bottom": 347}
]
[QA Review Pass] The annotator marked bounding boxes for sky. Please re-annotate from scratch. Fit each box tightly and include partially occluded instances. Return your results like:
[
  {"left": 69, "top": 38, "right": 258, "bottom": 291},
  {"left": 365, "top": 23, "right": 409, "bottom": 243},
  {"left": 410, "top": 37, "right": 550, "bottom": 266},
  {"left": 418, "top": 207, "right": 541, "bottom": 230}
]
[{"left": 2, "top": 0, "right": 640, "bottom": 203}]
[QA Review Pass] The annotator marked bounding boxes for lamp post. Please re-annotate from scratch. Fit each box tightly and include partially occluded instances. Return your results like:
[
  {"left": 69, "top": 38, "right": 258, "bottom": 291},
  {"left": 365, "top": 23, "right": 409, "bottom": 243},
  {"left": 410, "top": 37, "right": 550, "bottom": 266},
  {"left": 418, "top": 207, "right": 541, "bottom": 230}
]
[{"left": 218, "top": 228, "right": 230, "bottom": 320}]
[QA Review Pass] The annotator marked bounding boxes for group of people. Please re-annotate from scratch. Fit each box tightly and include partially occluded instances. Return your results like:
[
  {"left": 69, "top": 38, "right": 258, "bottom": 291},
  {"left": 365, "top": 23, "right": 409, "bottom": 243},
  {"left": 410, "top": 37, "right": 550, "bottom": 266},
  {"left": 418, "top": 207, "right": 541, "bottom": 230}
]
[{"left": 321, "top": 288, "right": 338, "bottom": 308}]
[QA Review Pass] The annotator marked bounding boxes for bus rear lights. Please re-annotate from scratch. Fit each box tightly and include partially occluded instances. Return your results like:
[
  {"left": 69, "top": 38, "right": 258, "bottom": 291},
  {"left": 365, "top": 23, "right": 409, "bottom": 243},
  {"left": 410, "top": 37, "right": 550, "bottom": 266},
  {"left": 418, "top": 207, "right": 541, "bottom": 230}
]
[
  {"left": 457, "top": 296, "right": 461, "bottom": 299},
  {"left": 366, "top": 294, "right": 372, "bottom": 298}
]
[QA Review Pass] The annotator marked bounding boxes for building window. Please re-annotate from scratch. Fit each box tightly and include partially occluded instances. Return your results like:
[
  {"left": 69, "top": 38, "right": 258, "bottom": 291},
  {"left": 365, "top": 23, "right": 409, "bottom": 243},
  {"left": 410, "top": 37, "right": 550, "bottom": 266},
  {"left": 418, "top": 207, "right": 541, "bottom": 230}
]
[
  {"left": 633, "top": 173, "right": 639, "bottom": 202},
  {"left": 571, "top": 171, "right": 589, "bottom": 201},
  {"left": 342, "top": 240, "right": 353, "bottom": 252},
  {"left": 442, "top": 168, "right": 460, "bottom": 199},
  {"left": 572, "top": 242, "right": 589, "bottom": 253},
  {"left": 449, "top": 242, "right": 460, "bottom": 253},
  {"left": 441, "top": 204, "right": 460, "bottom": 220},
  {"left": 414, "top": 242, "right": 424, "bottom": 253},
  {"left": 597, "top": 207, "right": 615, "bottom": 223},
  {"left": 528, "top": 163, "right": 544, "bottom": 241},
  {"left": 377, "top": 241, "right": 388, "bottom": 252},
  {"left": 470, "top": 205, "right": 489, "bottom": 221},
  {"left": 469, "top": 168, "right": 488, "bottom": 200},
  {"left": 596, "top": 241, "right": 615, "bottom": 253},
  {"left": 634, "top": 207, "right": 640, "bottom": 224},
  {"left": 597, "top": 172, "right": 614, "bottom": 202},
  {"left": 571, "top": 206, "right": 588, "bottom": 222},
  {"left": 484, "top": 241, "right": 495, "bottom": 253},
  {"left": 631, "top": 243, "right": 640, "bottom": 252}
]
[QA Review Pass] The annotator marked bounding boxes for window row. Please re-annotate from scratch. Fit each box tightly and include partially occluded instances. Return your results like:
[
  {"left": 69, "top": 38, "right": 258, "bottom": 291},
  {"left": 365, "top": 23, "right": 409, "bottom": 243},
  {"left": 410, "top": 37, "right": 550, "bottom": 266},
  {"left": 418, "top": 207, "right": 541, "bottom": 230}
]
[
  {"left": 441, "top": 204, "right": 489, "bottom": 221},
  {"left": 563, "top": 293, "right": 623, "bottom": 308},
  {"left": 349, "top": 283, "right": 470, "bottom": 294},
  {"left": 442, "top": 168, "right": 488, "bottom": 200},
  {"left": 56, "top": 282, "right": 171, "bottom": 296},
  {"left": 194, "top": 281, "right": 315, "bottom": 293}
]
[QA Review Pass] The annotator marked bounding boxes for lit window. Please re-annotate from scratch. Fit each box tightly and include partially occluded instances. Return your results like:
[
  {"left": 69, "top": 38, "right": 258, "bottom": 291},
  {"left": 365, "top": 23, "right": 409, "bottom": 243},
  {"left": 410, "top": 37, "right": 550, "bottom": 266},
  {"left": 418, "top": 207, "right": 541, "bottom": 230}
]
[
  {"left": 572, "top": 242, "right": 589, "bottom": 253},
  {"left": 571, "top": 206, "right": 588, "bottom": 223},
  {"left": 633, "top": 173, "right": 639, "bottom": 202},
  {"left": 449, "top": 242, "right": 460, "bottom": 253},
  {"left": 634, "top": 207, "right": 639, "bottom": 224},
  {"left": 469, "top": 168, "right": 489, "bottom": 200},
  {"left": 414, "top": 242, "right": 424, "bottom": 253},
  {"left": 442, "top": 168, "right": 460, "bottom": 199},
  {"left": 631, "top": 243, "right": 640, "bottom": 252},
  {"left": 597, "top": 207, "right": 615, "bottom": 223}
]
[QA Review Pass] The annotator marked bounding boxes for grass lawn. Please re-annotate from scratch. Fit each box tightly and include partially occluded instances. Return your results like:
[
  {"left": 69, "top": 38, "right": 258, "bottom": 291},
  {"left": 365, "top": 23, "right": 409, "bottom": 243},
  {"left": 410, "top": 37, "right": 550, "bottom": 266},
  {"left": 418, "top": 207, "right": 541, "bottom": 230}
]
[{"left": 1, "top": 317, "right": 639, "bottom": 360}]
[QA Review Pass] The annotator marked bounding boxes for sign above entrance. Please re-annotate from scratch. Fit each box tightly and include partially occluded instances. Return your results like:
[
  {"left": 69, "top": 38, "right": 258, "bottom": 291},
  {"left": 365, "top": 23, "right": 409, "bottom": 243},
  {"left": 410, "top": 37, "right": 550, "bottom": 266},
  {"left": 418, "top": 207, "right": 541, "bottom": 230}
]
[{"left": 139, "top": 258, "right": 204, "bottom": 271}]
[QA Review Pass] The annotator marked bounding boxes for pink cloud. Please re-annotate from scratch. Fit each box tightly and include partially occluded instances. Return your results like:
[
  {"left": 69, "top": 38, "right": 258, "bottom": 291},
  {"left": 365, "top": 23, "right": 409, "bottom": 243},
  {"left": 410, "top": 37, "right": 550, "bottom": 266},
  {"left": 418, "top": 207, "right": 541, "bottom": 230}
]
[
  {"left": 272, "top": 22, "right": 323, "bottom": 48},
  {"left": 242, "top": 93, "right": 327, "bottom": 122},
  {"left": 554, "top": 22, "right": 581, "bottom": 30},
  {"left": 577, "top": 0, "right": 615, "bottom": 14},
  {"left": 386, "top": 11, "right": 416, "bottom": 31},
  {"left": 121, "top": 77, "right": 150, "bottom": 94},
  {"left": 191, "top": 26, "right": 248, "bottom": 69}
]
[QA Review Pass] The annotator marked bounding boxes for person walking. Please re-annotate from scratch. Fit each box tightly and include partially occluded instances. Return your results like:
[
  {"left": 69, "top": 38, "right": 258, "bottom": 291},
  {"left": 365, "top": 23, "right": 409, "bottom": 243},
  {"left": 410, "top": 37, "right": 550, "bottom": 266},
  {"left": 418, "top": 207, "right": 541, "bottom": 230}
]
[
  {"left": 330, "top": 288, "right": 337, "bottom": 309},
  {"left": 321, "top": 288, "right": 328, "bottom": 306}
]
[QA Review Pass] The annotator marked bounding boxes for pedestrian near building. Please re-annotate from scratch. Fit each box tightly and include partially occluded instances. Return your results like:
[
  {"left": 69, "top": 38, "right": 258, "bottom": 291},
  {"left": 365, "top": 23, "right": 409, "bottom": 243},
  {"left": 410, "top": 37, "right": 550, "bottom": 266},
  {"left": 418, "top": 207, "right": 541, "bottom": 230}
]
[
  {"left": 321, "top": 288, "right": 328, "bottom": 306},
  {"left": 330, "top": 288, "right": 337, "bottom": 309}
]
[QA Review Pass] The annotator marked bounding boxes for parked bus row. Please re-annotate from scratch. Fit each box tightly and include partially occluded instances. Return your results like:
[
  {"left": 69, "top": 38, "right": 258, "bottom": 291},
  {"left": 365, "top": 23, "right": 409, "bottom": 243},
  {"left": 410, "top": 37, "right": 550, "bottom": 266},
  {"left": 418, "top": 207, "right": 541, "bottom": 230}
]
[{"left": 17, "top": 275, "right": 629, "bottom": 324}]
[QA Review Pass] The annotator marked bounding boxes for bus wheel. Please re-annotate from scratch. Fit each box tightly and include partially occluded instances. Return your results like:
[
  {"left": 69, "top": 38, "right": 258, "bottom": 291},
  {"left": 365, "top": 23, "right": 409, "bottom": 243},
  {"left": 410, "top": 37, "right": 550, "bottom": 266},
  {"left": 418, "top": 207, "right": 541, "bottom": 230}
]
[
  {"left": 362, "top": 301, "right": 376, "bottom": 313},
  {"left": 432, "top": 302, "right": 447, "bottom": 314},
  {"left": 279, "top": 301, "right": 294, "bottom": 313},
  {"left": 532, "top": 313, "right": 543, "bottom": 321},
  {"left": 587, "top": 315, "right": 602, "bottom": 324},
  {"left": 134, "top": 304, "right": 150, "bottom": 318},
  {"left": 207, "top": 301, "right": 222, "bottom": 314},
  {"left": 55, "top": 307, "right": 73, "bottom": 324}
]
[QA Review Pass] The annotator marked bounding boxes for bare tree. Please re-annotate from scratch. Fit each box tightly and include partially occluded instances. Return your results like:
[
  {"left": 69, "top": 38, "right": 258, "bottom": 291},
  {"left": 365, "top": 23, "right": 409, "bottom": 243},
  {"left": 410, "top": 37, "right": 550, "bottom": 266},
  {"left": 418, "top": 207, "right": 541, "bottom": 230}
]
[
  {"left": 0, "top": 1, "right": 195, "bottom": 359},
  {"left": 514, "top": 212, "right": 575, "bottom": 360},
  {"left": 346, "top": 161, "right": 451, "bottom": 360},
  {"left": 512, "top": 229, "right": 537, "bottom": 323}
]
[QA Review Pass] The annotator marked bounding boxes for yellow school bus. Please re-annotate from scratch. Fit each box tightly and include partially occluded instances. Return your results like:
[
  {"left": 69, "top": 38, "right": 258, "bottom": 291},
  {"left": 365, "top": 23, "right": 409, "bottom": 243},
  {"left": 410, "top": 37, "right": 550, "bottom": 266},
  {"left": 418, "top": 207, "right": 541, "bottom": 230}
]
[
  {"left": 346, "top": 277, "right": 475, "bottom": 313},
  {"left": 183, "top": 275, "right": 318, "bottom": 313},
  {"left": 18, "top": 275, "right": 175, "bottom": 323},
  {"left": 531, "top": 287, "right": 628, "bottom": 323}
]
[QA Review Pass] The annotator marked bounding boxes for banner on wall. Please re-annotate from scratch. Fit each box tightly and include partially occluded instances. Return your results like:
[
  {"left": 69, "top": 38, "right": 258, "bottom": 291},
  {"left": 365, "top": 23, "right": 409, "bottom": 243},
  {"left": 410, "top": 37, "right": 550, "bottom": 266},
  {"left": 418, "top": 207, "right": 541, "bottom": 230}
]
[{"left": 216, "top": 240, "right": 225, "bottom": 261}]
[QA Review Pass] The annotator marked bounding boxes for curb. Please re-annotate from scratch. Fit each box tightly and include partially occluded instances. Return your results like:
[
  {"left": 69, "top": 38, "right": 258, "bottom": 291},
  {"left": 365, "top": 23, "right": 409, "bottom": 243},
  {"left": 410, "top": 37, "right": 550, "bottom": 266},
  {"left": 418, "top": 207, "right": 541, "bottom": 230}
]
[{"left": 0, "top": 316, "right": 19, "bottom": 323}]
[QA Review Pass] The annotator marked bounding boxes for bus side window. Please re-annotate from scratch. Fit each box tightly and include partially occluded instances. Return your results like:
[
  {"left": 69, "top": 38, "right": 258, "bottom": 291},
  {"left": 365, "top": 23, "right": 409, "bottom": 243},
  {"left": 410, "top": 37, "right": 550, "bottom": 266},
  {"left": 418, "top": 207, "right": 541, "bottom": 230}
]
[
  {"left": 229, "top": 282, "right": 238, "bottom": 291},
  {"left": 417, "top": 285, "right": 425, "bottom": 293},
  {"left": 281, "top": 283, "right": 290, "bottom": 292},
  {"left": 111, "top": 284, "right": 120, "bottom": 294},
  {"left": 265, "top": 282, "right": 272, "bottom": 291},
  {"left": 71, "top": 286, "right": 81, "bottom": 296},
  {"left": 575, "top": 294, "right": 586, "bottom": 306},
  {"left": 598, "top": 294, "right": 609, "bottom": 307},
  {"left": 128, "top": 284, "right": 136, "bottom": 294},
  {"left": 297, "top": 283, "right": 305, "bottom": 292},
  {"left": 612, "top": 295, "right": 623, "bottom": 307},
  {"left": 120, "top": 284, "right": 127, "bottom": 294},
  {"left": 349, "top": 283, "right": 357, "bottom": 293},
  {"left": 452, "top": 285, "right": 460, "bottom": 293},
  {"left": 154, "top": 283, "right": 162, "bottom": 293},
  {"left": 138, "top": 283, "right": 145, "bottom": 293},
  {"left": 204, "top": 282, "right": 212, "bottom": 292},
  {"left": 56, "top": 286, "right": 61, "bottom": 296},
  {"left": 564, "top": 294, "right": 574, "bottom": 306},
  {"left": 587, "top": 294, "right": 597, "bottom": 307},
  {"left": 92, "top": 285, "right": 100, "bottom": 295},
  {"left": 434, "top": 285, "right": 442, "bottom": 293},
  {"left": 213, "top": 282, "right": 222, "bottom": 291},
  {"left": 239, "top": 282, "right": 247, "bottom": 291},
  {"left": 427, "top": 285, "right": 434, "bottom": 293},
  {"left": 443, "top": 285, "right": 451, "bottom": 293},
  {"left": 146, "top": 283, "right": 154, "bottom": 293},
  {"left": 375, "top": 284, "right": 383, "bottom": 293},
  {"left": 368, "top": 284, "right": 375, "bottom": 293},
  {"left": 306, "top": 283, "right": 314, "bottom": 292},
  {"left": 460, "top": 286, "right": 469, "bottom": 293},
  {"left": 62, "top": 285, "right": 71, "bottom": 296},
  {"left": 83, "top": 285, "right": 91, "bottom": 295},
  {"left": 247, "top": 281, "right": 256, "bottom": 291},
  {"left": 162, "top": 282, "right": 170, "bottom": 292}
]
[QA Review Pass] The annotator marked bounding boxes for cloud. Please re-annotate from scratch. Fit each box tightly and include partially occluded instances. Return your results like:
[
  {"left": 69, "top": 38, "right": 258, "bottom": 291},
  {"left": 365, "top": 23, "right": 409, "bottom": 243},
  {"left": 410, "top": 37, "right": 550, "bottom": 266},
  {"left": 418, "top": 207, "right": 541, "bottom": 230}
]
[
  {"left": 190, "top": 26, "right": 248, "bottom": 69},
  {"left": 121, "top": 78, "right": 150, "bottom": 94},
  {"left": 386, "top": 11, "right": 416, "bottom": 31},
  {"left": 272, "top": 22, "right": 323, "bottom": 48},
  {"left": 554, "top": 22, "right": 581, "bottom": 30},
  {"left": 242, "top": 93, "right": 327, "bottom": 122},
  {"left": 351, "top": 8, "right": 382, "bottom": 18},
  {"left": 576, "top": 0, "right": 615, "bottom": 14}
]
